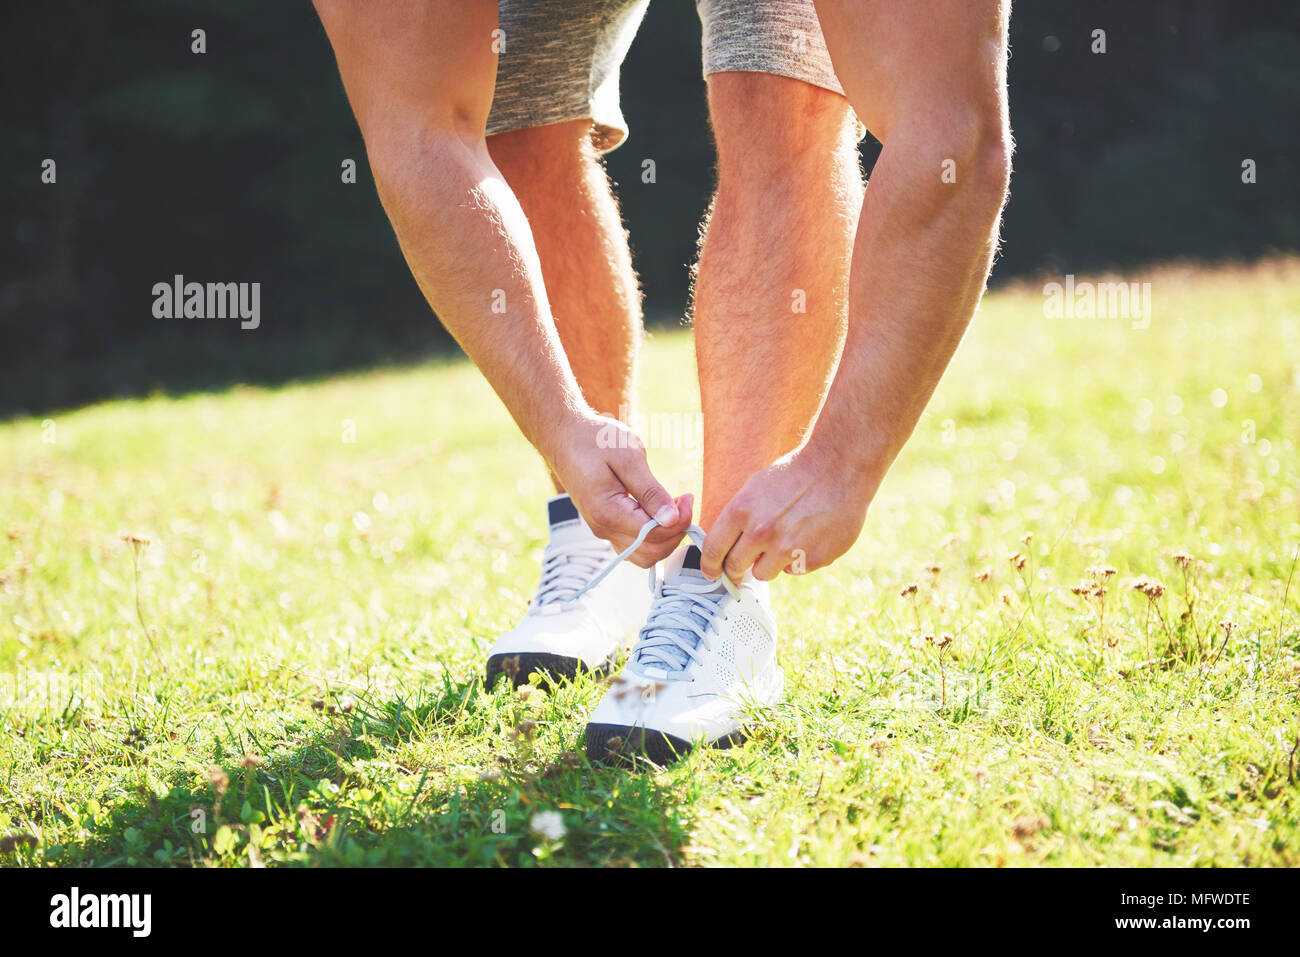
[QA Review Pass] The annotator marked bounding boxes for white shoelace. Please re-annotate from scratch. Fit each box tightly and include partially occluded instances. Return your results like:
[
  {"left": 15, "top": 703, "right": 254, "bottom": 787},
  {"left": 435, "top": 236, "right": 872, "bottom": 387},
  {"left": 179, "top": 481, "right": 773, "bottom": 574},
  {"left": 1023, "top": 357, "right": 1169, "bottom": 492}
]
[
  {"left": 531, "top": 540, "right": 621, "bottom": 614},
  {"left": 571, "top": 519, "right": 741, "bottom": 682}
]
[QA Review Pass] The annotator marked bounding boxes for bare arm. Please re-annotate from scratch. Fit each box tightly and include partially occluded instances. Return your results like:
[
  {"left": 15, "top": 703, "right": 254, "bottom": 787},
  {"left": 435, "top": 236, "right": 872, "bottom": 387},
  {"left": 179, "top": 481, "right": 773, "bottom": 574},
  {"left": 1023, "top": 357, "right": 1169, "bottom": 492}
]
[
  {"left": 702, "top": 0, "right": 1013, "bottom": 581},
  {"left": 313, "top": 0, "right": 691, "bottom": 561}
]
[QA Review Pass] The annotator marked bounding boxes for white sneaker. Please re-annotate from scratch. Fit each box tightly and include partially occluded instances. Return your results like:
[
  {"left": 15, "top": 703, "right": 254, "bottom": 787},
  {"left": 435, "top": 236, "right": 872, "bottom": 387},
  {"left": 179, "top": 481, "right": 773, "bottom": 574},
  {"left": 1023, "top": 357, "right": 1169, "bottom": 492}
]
[
  {"left": 585, "top": 534, "right": 783, "bottom": 765},
  {"left": 484, "top": 494, "right": 651, "bottom": 689}
]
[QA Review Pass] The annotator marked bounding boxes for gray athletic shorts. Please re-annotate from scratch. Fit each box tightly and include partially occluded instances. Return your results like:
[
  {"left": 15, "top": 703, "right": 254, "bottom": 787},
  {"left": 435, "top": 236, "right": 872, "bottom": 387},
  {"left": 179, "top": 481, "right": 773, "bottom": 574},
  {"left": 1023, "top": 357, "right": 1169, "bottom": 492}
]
[{"left": 486, "top": 0, "right": 845, "bottom": 153}]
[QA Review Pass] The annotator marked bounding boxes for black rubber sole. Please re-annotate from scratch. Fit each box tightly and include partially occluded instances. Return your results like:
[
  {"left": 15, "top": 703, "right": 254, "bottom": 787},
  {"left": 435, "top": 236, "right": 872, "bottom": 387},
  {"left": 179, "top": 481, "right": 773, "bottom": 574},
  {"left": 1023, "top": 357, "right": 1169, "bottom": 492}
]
[
  {"left": 484, "top": 651, "right": 615, "bottom": 690},
  {"left": 585, "top": 722, "right": 746, "bottom": 767}
]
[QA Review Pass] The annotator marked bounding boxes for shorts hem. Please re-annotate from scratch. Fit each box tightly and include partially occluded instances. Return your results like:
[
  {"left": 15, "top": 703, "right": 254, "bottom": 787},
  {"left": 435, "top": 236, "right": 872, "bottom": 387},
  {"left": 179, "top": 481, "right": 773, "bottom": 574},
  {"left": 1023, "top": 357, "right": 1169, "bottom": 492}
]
[
  {"left": 702, "top": 64, "right": 846, "bottom": 99},
  {"left": 701, "top": 67, "right": 866, "bottom": 142},
  {"left": 486, "top": 107, "right": 629, "bottom": 154}
]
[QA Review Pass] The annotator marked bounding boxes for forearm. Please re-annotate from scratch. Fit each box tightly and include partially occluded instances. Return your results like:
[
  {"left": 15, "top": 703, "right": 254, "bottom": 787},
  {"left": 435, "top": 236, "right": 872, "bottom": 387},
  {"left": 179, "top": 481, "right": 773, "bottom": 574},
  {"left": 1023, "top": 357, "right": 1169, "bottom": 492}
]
[
  {"left": 367, "top": 130, "right": 694, "bottom": 557},
  {"left": 806, "top": 136, "right": 1009, "bottom": 490},
  {"left": 371, "top": 130, "right": 591, "bottom": 463},
  {"left": 701, "top": 0, "right": 1012, "bottom": 581},
  {"left": 312, "top": 0, "right": 691, "bottom": 558},
  {"left": 315, "top": 0, "right": 580, "bottom": 458}
]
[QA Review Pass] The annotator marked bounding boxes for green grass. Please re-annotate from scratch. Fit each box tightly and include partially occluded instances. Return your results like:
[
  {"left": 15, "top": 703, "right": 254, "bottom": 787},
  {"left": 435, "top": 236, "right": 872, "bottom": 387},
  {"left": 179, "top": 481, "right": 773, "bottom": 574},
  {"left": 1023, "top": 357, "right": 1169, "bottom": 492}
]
[{"left": 2, "top": 259, "right": 1298, "bottom": 867}]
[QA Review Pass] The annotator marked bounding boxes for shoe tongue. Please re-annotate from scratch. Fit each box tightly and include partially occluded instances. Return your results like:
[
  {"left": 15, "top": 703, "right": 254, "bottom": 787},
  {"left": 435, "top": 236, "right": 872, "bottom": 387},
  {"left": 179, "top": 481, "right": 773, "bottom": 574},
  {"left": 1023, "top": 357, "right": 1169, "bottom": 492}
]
[
  {"left": 664, "top": 543, "right": 761, "bottom": 594},
  {"left": 664, "top": 544, "right": 712, "bottom": 585},
  {"left": 545, "top": 494, "right": 597, "bottom": 547}
]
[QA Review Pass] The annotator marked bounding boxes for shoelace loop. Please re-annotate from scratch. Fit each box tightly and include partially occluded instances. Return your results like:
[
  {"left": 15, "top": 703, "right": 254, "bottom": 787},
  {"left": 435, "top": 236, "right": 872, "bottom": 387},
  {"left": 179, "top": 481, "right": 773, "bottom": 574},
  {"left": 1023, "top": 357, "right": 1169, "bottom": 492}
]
[{"left": 568, "top": 519, "right": 740, "bottom": 602}]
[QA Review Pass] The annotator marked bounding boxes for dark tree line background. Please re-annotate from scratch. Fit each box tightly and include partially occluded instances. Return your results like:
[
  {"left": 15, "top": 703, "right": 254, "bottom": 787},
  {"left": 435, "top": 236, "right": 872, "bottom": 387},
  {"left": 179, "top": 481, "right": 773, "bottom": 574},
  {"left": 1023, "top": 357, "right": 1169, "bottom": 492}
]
[{"left": 2, "top": 1, "right": 1297, "bottom": 417}]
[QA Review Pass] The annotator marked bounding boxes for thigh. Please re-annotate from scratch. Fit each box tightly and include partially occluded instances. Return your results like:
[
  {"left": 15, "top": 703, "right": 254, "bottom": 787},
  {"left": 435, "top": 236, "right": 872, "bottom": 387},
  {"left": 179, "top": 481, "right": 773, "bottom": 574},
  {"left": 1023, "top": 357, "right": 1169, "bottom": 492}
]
[
  {"left": 313, "top": 0, "right": 498, "bottom": 142},
  {"left": 812, "top": 0, "right": 1010, "bottom": 141}
]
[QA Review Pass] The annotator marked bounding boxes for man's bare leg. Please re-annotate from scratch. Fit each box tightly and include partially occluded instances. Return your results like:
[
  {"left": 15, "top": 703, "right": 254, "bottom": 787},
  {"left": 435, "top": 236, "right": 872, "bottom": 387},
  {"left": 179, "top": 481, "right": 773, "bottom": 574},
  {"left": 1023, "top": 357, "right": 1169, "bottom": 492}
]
[
  {"left": 693, "top": 73, "right": 863, "bottom": 529},
  {"left": 488, "top": 121, "right": 642, "bottom": 493},
  {"left": 312, "top": 0, "right": 688, "bottom": 560},
  {"left": 581, "top": 73, "right": 854, "bottom": 761}
]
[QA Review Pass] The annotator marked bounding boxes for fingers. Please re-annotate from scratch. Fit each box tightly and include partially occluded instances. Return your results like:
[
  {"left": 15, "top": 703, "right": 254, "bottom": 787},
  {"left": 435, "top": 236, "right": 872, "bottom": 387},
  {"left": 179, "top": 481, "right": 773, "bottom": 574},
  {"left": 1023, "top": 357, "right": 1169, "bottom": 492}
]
[
  {"left": 553, "top": 413, "right": 704, "bottom": 567},
  {"left": 642, "top": 492, "right": 694, "bottom": 543},
  {"left": 752, "top": 548, "right": 795, "bottom": 582},
  {"left": 628, "top": 493, "right": 693, "bottom": 567},
  {"left": 596, "top": 494, "right": 689, "bottom": 567},
  {"left": 661, "top": 493, "right": 695, "bottom": 537},
  {"left": 700, "top": 505, "right": 743, "bottom": 581},
  {"left": 604, "top": 446, "right": 695, "bottom": 565},
  {"left": 721, "top": 529, "right": 766, "bottom": 583},
  {"left": 609, "top": 449, "right": 679, "bottom": 530},
  {"left": 701, "top": 498, "right": 793, "bottom": 582},
  {"left": 709, "top": 531, "right": 801, "bottom": 582},
  {"left": 590, "top": 490, "right": 657, "bottom": 546},
  {"left": 583, "top": 482, "right": 692, "bottom": 568}
]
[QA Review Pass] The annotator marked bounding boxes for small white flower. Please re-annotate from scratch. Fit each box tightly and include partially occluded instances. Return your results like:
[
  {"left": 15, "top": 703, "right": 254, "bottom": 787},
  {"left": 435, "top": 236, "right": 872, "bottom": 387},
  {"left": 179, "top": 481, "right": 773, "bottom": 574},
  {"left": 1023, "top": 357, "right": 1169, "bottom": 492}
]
[{"left": 530, "top": 810, "right": 566, "bottom": 841}]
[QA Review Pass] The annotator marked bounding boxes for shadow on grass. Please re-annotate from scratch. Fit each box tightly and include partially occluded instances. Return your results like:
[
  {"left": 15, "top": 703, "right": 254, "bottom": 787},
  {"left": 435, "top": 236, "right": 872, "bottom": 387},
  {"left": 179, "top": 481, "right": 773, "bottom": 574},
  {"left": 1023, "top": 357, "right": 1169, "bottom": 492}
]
[{"left": 42, "top": 673, "right": 692, "bottom": 868}]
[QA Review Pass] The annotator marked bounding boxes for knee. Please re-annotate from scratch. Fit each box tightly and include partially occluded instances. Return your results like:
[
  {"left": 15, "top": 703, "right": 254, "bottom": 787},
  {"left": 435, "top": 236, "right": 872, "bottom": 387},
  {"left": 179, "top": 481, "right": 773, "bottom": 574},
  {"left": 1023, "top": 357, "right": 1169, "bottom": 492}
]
[
  {"left": 706, "top": 77, "right": 863, "bottom": 249},
  {"left": 892, "top": 99, "right": 1012, "bottom": 219},
  {"left": 947, "top": 102, "right": 1012, "bottom": 206},
  {"left": 362, "top": 114, "right": 488, "bottom": 204},
  {"left": 708, "top": 73, "right": 862, "bottom": 197}
]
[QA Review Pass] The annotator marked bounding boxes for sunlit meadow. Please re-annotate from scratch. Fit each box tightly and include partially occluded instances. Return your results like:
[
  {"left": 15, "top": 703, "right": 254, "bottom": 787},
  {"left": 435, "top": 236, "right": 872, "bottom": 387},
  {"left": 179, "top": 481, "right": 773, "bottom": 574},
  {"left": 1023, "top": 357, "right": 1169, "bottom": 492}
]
[{"left": 1, "top": 259, "right": 1297, "bottom": 866}]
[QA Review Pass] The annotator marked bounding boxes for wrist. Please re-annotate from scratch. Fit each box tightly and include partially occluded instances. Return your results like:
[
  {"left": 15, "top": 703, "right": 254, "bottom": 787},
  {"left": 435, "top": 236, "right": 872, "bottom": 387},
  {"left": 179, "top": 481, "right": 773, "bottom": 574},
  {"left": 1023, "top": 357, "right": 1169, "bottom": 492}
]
[
  {"left": 535, "top": 403, "right": 598, "bottom": 472},
  {"left": 801, "top": 424, "right": 886, "bottom": 502}
]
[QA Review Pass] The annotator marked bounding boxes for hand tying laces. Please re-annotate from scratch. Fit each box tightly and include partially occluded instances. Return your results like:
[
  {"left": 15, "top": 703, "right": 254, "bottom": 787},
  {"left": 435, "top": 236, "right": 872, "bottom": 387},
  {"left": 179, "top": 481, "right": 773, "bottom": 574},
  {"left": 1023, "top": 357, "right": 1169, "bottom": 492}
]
[{"left": 569, "top": 518, "right": 741, "bottom": 682}]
